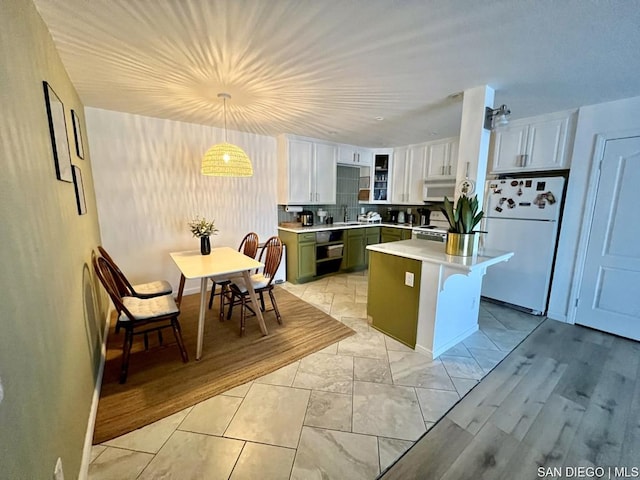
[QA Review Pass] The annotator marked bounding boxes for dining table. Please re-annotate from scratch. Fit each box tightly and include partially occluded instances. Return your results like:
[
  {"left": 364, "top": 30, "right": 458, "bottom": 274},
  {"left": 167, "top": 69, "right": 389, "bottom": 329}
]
[{"left": 170, "top": 247, "right": 267, "bottom": 360}]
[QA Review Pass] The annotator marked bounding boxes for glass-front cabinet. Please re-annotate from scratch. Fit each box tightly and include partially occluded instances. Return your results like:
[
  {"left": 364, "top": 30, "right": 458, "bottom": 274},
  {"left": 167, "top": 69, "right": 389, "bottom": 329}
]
[{"left": 371, "top": 150, "right": 392, "bottom": 203}]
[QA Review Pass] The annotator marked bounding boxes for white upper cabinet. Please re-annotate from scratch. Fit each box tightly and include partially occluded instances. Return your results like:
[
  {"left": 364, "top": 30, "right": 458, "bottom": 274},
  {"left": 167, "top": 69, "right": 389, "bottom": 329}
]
[
  {"left": 277, "top": 135, "right": 337, "bottom": 205},
  {"left": 424, "top": 137, "right": 459, "bottom": 179},
  {"left": 390, "top": 147, "right": 409, "bottom": 204},
  {"left": 338, "top": 144, "right": 373, "bottom": 166},
  {"left": 314, "top": 142, "right": 338, "bottom": 203},
  {"left": 491, "top": 110, "right": 577, "bottom": 173},
  {"left": 391, "top": 145, "right": 427, "bottom": 204}
]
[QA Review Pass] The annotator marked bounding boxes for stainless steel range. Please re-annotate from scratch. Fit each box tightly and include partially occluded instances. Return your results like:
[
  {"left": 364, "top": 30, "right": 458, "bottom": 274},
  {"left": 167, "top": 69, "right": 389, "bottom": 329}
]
[{"left": 411, "top": 211, "right": 449, "bottom": 242}]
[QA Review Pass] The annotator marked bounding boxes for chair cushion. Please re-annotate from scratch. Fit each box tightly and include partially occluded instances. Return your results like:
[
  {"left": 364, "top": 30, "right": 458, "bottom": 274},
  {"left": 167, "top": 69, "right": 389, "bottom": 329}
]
[
  {"left": 232, "top": 273, "right": 270, "bottom": 293},
  {"left": 132, "top": 280, "right": 173, "bottom": 296},
  {"left": 120, "top": 294, "right": 179, "bottom": 321}
]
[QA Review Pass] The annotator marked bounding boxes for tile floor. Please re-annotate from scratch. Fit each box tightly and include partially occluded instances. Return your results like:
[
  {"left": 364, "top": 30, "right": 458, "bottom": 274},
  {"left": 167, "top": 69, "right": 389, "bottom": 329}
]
[{"left": 88, "top": 271, "right": 544, "bottom": 479}]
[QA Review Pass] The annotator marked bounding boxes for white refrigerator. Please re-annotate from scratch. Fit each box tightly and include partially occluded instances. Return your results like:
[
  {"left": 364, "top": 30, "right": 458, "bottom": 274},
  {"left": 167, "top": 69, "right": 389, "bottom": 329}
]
[{"left": 481, "top": 176, "right": 565, "bottom": 314}]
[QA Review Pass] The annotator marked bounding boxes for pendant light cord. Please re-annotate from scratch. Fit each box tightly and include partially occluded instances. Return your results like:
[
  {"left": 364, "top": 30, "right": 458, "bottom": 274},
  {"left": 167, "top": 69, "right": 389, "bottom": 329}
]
[{"left": 223, "top": 96, "right": 228, "bottom": 143}]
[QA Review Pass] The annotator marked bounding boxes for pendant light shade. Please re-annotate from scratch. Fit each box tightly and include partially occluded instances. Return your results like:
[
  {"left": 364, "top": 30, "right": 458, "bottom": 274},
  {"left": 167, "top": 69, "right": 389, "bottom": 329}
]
[
  {"left": 202, "top": 142, "right": 253, "bottom": 176},
  {"left": 201, "top": 93, "right": 253, "bottom": 177}
]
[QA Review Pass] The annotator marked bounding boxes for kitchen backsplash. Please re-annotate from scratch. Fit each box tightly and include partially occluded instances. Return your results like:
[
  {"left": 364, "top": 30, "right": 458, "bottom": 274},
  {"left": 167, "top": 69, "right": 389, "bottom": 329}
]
[{"left": 278, "top": 165, "right": 433, "bottom": 225}]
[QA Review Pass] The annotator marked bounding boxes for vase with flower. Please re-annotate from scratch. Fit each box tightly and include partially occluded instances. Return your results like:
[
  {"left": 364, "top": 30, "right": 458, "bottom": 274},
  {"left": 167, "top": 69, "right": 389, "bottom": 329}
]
[{"left": 188, "top": 216, "right": 219, "bottom": 255}]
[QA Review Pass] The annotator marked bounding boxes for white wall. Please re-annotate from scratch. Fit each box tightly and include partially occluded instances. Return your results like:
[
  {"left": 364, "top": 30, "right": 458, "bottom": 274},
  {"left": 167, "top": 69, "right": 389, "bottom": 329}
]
[
  {"left": 548, "top": 95, "right": 640, "bottom": 321},
  {"left": 86, "top": 108, "right": 278, "bottom": 294}
]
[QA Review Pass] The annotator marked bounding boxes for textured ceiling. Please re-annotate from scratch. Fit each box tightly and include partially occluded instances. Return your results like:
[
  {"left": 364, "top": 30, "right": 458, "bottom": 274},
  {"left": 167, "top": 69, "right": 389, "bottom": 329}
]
[{"left": 33, "top": 0, "right": 640, "bottom": 147}]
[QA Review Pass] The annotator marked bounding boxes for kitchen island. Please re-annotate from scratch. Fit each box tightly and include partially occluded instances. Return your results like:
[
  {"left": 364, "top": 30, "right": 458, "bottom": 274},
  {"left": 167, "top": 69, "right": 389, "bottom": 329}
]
[{"left": 366, "top": 239, "right": 513, "bottom": 359}]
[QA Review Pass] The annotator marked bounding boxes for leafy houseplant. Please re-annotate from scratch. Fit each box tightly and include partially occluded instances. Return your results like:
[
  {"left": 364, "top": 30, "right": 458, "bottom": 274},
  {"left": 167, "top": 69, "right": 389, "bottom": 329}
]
[
  {"left": 440, "top": 194, "right": 484, "bottom": 256},
  {"left": 441, "top": 194, "right": 484, "bottom": 234},
  {"left": 188, "top": 216, "right": 218, "bottom": 255}
]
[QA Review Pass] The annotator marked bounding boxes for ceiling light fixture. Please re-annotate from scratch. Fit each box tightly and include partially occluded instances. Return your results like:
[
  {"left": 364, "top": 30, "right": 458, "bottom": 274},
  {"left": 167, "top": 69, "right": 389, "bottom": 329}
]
[
  {"left": 484, "top": 104, "right": 511, "bottom": 130},
  {"left": 201, "top": 93, "right": 253, "bottom": 177}
]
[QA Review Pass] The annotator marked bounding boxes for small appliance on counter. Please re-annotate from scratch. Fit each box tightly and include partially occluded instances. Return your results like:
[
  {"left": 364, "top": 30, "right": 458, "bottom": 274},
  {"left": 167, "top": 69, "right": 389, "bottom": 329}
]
[
  {"left": 417, "top": 207, "right": 431, "bottom": 227},
  {"left": 317, "top": 209, "right": 327, "bottom": 224},
  {"left": 388, "top": 210, "right": 399, "bottom": 223},
  {"left": 299, "top": 210, "right": 314, "bottom": 227}
]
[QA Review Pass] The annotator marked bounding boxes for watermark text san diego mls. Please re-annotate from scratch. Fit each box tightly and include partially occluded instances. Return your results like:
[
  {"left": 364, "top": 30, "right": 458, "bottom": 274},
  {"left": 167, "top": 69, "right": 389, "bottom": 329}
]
[{"left": 538, "top": 466, "right": 640, "bottom": 478}]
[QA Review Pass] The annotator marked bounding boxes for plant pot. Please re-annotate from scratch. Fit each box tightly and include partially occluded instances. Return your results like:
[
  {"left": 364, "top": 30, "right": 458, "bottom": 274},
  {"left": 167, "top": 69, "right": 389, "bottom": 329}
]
[
  {"left": 445, "top": 232, "right": 475, "bottom": 256},
  {"left": 200, "top": 236, "right": 211, "bottom": 255}
]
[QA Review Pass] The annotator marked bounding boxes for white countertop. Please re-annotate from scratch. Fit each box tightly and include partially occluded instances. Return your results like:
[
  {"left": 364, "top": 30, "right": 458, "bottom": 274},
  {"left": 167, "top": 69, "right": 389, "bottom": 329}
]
[
  {"left": 366, "top": 239, "right": 514, "bottom": 272},
  {"left": 278, "top": 222, "right": 415, "bottom": 233}
]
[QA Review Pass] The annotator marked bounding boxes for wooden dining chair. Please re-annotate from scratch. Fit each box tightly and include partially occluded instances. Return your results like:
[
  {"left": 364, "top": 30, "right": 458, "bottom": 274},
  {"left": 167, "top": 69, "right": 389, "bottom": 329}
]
[
  {"left": 226, "top": 236, "right": 283, "bottom": 336},
  {"left": 98, "top": 245, "right": 173, "bottom": 299},
  {"left": 207, "top": 232, "right": 259, "bottom": 321},
  {"left": 92, "top": 252, "right": 188, "bottom": 383}
]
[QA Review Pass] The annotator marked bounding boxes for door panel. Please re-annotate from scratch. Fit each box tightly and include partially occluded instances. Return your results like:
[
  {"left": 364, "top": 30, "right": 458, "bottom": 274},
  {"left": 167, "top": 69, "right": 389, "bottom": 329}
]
[{"left": 576, "top": 137, "right": 640, "bottom": 340}]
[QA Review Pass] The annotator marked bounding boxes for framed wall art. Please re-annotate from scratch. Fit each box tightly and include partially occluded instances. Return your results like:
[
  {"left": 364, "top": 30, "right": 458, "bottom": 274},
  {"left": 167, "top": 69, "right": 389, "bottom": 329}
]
[
  {"left": 71, "top": 109, "right": 84, "bottom": 159},
  {"left": 43, "top": 81, "right": 73, "bottom": 182},
  {"left": 72, "top": 165, "right": 87, "bottom": 215}
]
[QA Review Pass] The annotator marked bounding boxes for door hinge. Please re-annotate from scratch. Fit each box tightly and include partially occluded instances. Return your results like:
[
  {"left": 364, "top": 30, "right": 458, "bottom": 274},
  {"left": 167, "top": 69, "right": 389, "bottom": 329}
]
[{"left": 575, "top": 297, "right": 580, "bottom": 307}]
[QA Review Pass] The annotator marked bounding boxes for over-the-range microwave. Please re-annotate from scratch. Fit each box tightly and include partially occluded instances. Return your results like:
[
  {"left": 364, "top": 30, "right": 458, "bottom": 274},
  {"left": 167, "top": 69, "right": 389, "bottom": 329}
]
[{"left": 423, "top": 179, "right": 456, "bottom": 202}]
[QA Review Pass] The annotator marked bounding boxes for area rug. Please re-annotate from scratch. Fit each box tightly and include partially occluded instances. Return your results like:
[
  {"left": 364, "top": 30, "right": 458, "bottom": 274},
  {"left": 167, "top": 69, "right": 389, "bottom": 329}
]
[{"left": 93, "top": 287, "right": 355, "bottom": 444}]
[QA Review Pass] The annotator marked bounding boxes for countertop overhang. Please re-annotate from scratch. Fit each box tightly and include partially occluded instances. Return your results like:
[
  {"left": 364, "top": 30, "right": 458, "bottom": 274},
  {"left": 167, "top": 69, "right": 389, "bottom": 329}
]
[
  {"left": 278, "top": 222, "right": 415, "bottom": 233},
  {"left": 366, "top": 239, "right": 514, "bottom": 272}
]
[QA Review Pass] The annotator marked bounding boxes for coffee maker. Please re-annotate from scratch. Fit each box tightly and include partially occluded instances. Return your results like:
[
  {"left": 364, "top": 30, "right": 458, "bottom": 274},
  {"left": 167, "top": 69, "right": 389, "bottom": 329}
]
[
  {"left": 417, "top": 208, "right": 431, "bottom": 226},
  {"left": 389, "top": 210, "right": 399, "bottom": 223},
  {"left": 299, "top": 210, "right": 314, "bottom": 227}
]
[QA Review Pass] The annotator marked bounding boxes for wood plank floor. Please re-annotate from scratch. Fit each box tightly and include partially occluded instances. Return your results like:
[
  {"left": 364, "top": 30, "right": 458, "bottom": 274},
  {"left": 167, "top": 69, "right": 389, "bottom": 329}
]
[{"left": 380, "top": 320, "right": 640, "bottom": 480}]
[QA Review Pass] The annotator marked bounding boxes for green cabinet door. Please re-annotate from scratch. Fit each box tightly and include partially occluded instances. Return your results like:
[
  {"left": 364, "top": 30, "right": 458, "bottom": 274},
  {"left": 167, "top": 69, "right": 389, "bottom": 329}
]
[
  {"left": 298, "top": 241, "right": 316, "bottom": 278},
  {"left": 380, "top": 227, "right": 402, "bottom": 243},
  {"left": 345, "top": 228, "right": 365, "bottom": 270},
  {"left": 367, "top": 250, "right": 421, "bottom": 348},
  {"left": 364, "top": 227, "right": 380, "bottom": 267},
  {"left": 401, "top": 229, "right": 412, "bottom": 240},
  {"left": 278, "top": 229, "right": 316, "bottom": 283}
]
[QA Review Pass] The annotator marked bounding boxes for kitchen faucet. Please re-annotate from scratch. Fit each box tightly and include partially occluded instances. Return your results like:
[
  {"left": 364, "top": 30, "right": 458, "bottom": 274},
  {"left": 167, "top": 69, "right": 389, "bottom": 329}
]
[{"left": 342, "top": 205, "right": 348, "bottom": 222}]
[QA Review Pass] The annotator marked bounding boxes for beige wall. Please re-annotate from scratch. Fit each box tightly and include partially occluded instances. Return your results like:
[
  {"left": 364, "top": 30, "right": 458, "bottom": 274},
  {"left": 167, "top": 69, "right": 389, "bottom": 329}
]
[
  {"left": 86, "top": 108, "right": 279, "bottom": 295},
  {"left": 0, "top": 0, "right": 106, "bottom": 478}
]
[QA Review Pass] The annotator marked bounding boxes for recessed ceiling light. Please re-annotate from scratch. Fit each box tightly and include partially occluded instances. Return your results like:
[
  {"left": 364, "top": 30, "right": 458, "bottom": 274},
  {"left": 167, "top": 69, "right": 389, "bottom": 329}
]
[
  {"left": 430, "top": 131, "right": 438, "bottom": 136},
  {"left": 328, "top": 130, "right": 338, "bottom": 135},
  {"left": 448, "top": 92, "right": 463, "bottom": 100},
  {"left": 374, "top": 116, "right": 384, "bottom": 121}
]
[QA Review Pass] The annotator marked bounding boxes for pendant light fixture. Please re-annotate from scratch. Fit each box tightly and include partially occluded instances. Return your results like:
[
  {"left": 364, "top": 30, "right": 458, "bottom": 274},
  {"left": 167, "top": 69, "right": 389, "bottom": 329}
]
[{"left": 201, "top": 93, "right": 253, "bottom": 177}]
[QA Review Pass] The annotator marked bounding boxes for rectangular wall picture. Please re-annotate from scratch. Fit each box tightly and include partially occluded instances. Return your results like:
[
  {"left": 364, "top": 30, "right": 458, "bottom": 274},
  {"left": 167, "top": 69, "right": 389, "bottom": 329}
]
[
  {"left": 43, "top": 81, "right": 73, "bottom": 182},
  {"left": 72, "top": 165, "right": 87, "bottom": 215},
  {"left": 71, "top": 109, "right": 85, "bottom": 159}
]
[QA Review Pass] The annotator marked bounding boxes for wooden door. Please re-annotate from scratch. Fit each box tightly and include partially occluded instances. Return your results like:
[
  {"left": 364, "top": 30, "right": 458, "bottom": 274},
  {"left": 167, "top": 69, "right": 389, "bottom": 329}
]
[{"left": 576, "top": 136, "right": 640, "bottom": 340}]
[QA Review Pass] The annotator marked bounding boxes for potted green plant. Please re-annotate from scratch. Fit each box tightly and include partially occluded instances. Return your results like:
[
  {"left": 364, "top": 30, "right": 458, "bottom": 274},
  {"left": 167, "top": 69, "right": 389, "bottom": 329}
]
[
  {"left": 440, "top": 194, "right": 484, "bottom": 256},
  {"left": 188, "top": 216, "right": 218, "bottom": 255}
]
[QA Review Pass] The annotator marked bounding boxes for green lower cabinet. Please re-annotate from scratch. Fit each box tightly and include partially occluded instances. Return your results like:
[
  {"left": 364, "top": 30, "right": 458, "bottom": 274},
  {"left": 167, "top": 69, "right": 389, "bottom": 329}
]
[
  {"left": 364, "top": 227, "right": 380, "bottom": 267},
  {"left": 298, "top": 241, "right": 316, "bottom": 278},
  {"left": 367, "top": 250, "right": 421, "bottom": 348},
  {"left": 278, "top": 229, "right": 316, "bottom": 284},
  {"left": 345, "top": 228, "right": 365, "bottom": 270},
  {"left": 401, "top": 229, "right": 412, "bottom": 240}
]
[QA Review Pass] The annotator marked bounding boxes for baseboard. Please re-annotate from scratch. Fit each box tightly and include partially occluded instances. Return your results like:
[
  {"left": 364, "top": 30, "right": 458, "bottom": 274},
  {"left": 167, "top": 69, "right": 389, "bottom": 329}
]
[
  {"left": 79, "top": 304, "right": 112, "bottom": 480},
  {"left": 546, "top": 309, "right": 569, "bottom": 323}
]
